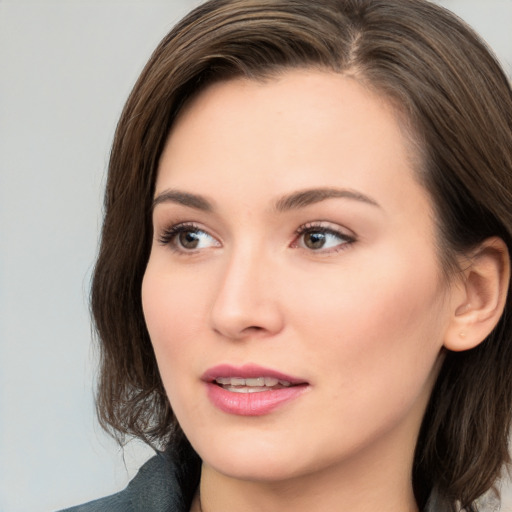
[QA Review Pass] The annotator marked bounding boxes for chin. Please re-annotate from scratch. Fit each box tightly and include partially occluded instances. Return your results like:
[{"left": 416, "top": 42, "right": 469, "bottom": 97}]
[
  {"left": 207, "top": 453, "right": 305, "bottom": 483},
  {"left": 192, "top": 431, "right": 313, "bottom": 482}
]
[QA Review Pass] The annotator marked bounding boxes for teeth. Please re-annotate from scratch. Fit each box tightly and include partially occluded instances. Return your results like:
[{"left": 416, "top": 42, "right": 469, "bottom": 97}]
[
  {"left": 214, "top": 376, "right": 292, "bottom": 388},
  {"left": 243, "top": 377, "right": 263, "bottom": 386},
  {"left": 264, "top": 377, "right": 278, "bottom": 387},
  {"left": 215, "top": 377, "right": 232, "bottom": 385},
  {"left": 225, "top": 386, "right": 268, "bottom": 393}
]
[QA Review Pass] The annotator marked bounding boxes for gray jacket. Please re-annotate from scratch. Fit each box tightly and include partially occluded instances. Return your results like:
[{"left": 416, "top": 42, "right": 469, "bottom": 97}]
[{"left": 58, "top": 450, "right": 194, "bottom": 512}]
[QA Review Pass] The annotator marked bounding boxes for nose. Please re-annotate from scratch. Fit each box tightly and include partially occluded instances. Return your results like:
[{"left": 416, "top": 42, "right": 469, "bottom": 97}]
[{"left": 209, "top": 245, "right": 285, "bottom": 340}]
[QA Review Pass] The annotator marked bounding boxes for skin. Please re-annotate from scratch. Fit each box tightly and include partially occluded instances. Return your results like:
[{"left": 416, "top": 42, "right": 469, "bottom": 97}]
[{"left": 142, "top": 69, "right": 466, "bottom": 512}]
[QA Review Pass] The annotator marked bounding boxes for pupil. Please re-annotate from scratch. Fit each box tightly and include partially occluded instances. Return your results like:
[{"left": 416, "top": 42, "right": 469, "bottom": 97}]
[
  {"left": 179, "top": 230, "right": 200, "bottom": 249},
  {"left": 305, "top": 232, "right": 325, "bottom": 249}
]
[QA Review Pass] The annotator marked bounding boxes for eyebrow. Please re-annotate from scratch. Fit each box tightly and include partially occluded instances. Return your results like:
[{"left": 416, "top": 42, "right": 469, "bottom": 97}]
[
  {"left": 152, "top": 187, "right": 380, "bottom": 212},
  {"left": 152, "top": 190, "right": 213, "bottom": 212},
  {"left": 273, "top": 187, "right": 380, "bottom": 212}
]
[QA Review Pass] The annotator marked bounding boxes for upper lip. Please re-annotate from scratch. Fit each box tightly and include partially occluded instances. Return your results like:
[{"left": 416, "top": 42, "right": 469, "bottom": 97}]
[{"left": 202, "top": 364, "right": 307, "bottom": 385}]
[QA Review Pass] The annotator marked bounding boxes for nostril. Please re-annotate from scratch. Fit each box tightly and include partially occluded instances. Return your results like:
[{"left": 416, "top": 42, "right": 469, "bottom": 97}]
[{"left": 243, "top": 326, "right": 265, "bottom": 333}]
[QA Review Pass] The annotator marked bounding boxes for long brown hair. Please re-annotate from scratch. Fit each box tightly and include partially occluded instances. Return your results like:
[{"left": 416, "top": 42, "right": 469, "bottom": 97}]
[{"left": 91, "top": 1, "right": 512, "bottom": 509}]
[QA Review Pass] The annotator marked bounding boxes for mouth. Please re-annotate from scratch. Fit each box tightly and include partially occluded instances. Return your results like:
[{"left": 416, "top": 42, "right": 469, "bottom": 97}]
[{"left": 202, "top": 364, "right": 309, "bottom": 416}]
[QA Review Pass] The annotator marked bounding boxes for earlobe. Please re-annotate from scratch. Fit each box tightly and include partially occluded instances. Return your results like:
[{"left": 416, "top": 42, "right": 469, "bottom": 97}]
[{"left": 444, "top": 237, "right": 510, "bottom": 352}]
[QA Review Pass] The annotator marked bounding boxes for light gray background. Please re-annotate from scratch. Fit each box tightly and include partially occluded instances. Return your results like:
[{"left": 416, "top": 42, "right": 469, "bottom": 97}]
[{"left": 1, "top": 1, "right": 511, "bottom": 511}]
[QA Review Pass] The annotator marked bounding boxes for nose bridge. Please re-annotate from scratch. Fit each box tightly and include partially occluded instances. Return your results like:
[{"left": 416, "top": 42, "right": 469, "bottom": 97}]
[{"left": 210, "top": 239, "right": 283, "bottom": 339}]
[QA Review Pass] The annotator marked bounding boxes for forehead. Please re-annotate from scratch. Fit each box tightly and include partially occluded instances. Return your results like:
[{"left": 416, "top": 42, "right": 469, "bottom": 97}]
[{"left": 156, "top": 69, "right": 429, "bottom": 219}]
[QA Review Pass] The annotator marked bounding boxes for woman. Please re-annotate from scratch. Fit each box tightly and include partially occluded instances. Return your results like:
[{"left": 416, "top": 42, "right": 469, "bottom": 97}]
[{"left": 62, "top": 0, "right": 512, "bottom": 511}]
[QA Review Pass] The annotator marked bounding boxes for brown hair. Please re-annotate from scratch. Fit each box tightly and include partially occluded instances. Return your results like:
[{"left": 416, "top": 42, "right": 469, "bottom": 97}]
[{"left": 91, "top": 0, "right": 512, "bottom": 509}]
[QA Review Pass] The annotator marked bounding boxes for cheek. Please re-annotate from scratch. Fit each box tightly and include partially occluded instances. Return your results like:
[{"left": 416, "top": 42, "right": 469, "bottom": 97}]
[
  {"left": 141, "top": 264, "right": 210, "bottom": 431},
  {"left": 290, "top": 248, "right": 447, "bottom": 395},
  {"left": 141, "top": 261, "right": 208, "bottom": 377},
  {"left": 285, "top": 260, "right": 447, "bottom": 452}
]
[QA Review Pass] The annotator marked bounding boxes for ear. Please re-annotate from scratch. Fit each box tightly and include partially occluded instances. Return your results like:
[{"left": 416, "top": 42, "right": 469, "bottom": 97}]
[{"left": 444, "top": 237, "right": 510, "bottom": 352}]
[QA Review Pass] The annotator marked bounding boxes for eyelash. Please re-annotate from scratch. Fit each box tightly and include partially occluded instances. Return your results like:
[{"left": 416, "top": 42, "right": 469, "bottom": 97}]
[
  {"left": 158, "top": 222, "right": 214, "bottom": 251},
  {"left": 157, "top": 221, "right": 356, "bottom": 254},
  {"left": 292, "top": 222, "right": 356, "bottom": 254}
]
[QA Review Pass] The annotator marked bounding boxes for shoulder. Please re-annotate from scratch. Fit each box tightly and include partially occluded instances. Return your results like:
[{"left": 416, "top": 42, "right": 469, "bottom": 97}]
[{"left": 57, "top": 449, "right": 191, "bottom": 512}]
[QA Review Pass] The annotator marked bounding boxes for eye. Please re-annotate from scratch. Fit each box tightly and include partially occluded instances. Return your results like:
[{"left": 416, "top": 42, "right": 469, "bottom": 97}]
[
  {"left": 158, "top": 223, "right": 220, "bottom": 252},
  {"left": 293, "top": 223, "right": 355, "bottom": 253}
]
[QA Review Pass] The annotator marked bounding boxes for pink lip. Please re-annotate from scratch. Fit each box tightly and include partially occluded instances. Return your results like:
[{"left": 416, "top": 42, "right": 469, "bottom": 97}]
[{"left": 202, "top": 364, "right": 309, "bottom": 416}]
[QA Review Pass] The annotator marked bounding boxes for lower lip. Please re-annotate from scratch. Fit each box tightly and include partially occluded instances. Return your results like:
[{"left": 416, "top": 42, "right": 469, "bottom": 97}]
[{"left": 206, "top": 383, "right": 308, "bottom": 416}]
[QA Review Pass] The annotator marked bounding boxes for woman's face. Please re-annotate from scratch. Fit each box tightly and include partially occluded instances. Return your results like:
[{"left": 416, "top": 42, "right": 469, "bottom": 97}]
[{"left": 142, "top": 70, "right": 456, "bottom": 483}]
